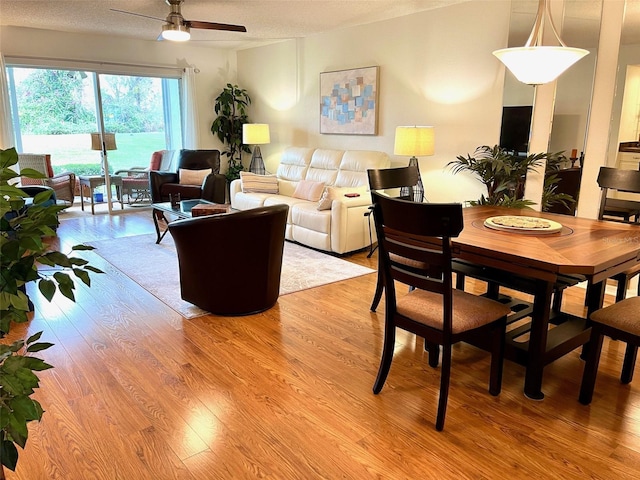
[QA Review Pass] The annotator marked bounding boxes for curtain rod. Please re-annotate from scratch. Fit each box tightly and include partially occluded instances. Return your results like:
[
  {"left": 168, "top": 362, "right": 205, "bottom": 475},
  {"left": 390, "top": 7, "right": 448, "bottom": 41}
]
[{"left": 4, "top": 55, "right": 187, "bottom": 72}]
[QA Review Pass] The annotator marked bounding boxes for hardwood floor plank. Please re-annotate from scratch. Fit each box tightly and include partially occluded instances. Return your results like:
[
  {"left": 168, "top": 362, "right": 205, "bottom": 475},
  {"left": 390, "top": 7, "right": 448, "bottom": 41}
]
[{"left": 3, "top": 205, "right": 639, "bottom": 479}]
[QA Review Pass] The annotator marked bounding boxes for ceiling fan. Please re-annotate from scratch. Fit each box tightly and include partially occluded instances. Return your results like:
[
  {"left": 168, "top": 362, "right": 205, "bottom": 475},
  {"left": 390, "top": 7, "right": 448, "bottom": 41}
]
[{"left": 111, "top": 0, "right": 247, "bottom": 42}]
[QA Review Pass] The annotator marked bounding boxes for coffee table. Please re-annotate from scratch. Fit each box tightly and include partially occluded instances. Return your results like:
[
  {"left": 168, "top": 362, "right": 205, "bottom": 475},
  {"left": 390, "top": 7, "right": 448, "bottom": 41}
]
[{"left": 151, "top": 199, "right": 231, "bottom": 244}]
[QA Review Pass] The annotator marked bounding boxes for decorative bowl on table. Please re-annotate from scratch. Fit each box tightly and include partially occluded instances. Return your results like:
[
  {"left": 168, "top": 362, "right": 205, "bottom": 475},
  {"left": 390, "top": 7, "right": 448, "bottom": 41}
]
[{"left": 484, "top": 215, "right": 563, "bottom": 234}]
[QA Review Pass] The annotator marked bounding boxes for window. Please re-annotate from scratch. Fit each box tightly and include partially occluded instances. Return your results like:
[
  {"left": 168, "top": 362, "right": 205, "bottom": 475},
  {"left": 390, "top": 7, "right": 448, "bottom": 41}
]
[{"left": 6, "top": 66, "right": 183, "bottom": 176}]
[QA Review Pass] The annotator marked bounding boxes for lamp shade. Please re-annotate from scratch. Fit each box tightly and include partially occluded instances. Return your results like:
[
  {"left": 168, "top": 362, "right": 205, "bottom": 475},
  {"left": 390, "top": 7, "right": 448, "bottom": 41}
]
[
  {"left": 394, "top": 126, "right": 435, "bottom": 157},
  {"left": 243, "top": 124, "right": 271, "bottom": 145},
  {"left": 161, "top": 23, "right": 191, "bottom": 42},
  {"left": 493, "top": 46, "right": 589, "bottom": 85},
  {"left": 91, "top": 132, "right": 117, "bottom": 151}
]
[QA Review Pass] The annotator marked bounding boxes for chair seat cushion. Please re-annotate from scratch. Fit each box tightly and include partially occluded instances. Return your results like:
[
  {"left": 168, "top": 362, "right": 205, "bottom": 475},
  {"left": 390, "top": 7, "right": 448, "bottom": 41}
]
[
  {"left": 397, "top": 289, "right": 512, "bottom": 334},
  {"left": 160, "top": 183, "right": 202, "bottom": 200},
  {"left": 590, "top": 296, "right": 640, "bottom": 336}
]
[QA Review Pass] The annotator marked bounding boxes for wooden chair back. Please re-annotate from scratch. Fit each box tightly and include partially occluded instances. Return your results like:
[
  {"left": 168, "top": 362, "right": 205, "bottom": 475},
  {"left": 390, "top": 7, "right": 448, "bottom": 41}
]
[
  {"left": 367, "top": 166, "right": 419, "bottom": 200},
  {"left": 371, "top": 191, "right": 463, "bottom": 331},
  {"left": 596, "top": 167, "right": 640, "bottom": 223}
]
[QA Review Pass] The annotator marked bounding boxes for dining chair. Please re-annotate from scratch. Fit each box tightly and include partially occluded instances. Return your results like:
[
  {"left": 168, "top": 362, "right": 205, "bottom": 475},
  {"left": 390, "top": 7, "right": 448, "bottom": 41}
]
[
  {"left": 366, "top": 166, "right": 420, "bottom": 312},
  {"left": 597, "top": 166, "right": 640, "bottom": 224},
  {"left": 583, "top": 167, "right": 640, "bottom": 302},
  {"left": 578, "top": 296, "right": 640, "bottom": 405},
  {"left": 370, "top": 191, "right": 511, "bottom": 431}
]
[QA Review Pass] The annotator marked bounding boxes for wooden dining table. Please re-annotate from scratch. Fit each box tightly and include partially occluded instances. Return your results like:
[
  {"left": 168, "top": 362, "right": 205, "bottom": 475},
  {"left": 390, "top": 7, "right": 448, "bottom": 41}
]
[{"left": 454, "top": 205, "right": 640, "bottom": 399}]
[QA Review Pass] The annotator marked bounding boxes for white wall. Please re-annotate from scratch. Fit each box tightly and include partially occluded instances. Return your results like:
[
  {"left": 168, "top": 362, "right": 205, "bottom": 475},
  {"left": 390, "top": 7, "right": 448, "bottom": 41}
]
[
  {"left": 237, "top": 1, "right": 512, "bottom": 204},
  {"left": 0, "top": 26, "right": 236, "bottom": 153}
]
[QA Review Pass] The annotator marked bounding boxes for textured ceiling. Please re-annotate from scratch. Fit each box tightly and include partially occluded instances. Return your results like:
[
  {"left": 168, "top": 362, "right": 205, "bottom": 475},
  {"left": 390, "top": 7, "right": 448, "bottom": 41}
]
[
  {"left": 0, "top": 0, "right": 469, "bottom": 49},
  {"left": 0, "top": 1, "right": 638, "bottom": 50}
]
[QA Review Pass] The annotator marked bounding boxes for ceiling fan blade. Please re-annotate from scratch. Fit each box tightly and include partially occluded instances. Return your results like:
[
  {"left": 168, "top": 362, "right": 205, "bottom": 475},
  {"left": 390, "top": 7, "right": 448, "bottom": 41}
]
[
  {"left": 110, "top": 9, "right": 166, "bottom": 23},
  {"left": 186, "top": 20, "right": 247, "bottom": 33}
]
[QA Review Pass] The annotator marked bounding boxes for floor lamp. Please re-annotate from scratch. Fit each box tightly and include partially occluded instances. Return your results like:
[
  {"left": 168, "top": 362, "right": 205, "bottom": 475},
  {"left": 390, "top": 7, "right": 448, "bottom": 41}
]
[
  {"left": 90, "top": 132, "right": 117, "bottom": 209},
  {"left": 394, "top": 126, "right": 435, "bottom": 202},
  {"left": 243, "top": 123, "right": 270, "bottom": 175}
]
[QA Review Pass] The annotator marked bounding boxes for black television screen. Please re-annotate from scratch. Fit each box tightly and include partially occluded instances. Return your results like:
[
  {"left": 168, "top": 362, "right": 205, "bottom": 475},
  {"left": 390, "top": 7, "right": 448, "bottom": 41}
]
[{"left": 500, "top": 106, "right": 533, "bottom": 155}]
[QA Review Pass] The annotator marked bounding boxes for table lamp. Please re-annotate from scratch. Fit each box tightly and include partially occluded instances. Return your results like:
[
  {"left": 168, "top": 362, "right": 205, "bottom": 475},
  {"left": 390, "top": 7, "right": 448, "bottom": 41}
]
[
  {"left": 243, "top": 123, "right": 270, "bottom": 175},
  {"left": 394, "top": 126, "right": 435, "bottom": 202}
]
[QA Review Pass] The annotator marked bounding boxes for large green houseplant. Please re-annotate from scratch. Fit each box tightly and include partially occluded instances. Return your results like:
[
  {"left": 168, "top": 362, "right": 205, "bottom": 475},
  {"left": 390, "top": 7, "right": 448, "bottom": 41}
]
[
  {"left": 448, "top": 144, "right": 573, "bottom": 210},
  {"left": 0, "top": 147, "right": 102, "bottom": 476},
  {"left": 210, "top": 84, "right": 252, "bottom": 183}
]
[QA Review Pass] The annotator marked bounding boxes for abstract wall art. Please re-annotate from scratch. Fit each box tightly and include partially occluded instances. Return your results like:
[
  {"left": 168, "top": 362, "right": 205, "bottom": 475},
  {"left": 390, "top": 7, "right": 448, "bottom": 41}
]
[{"left": 320, "top": 66, "right": 379, "bottom": 135}]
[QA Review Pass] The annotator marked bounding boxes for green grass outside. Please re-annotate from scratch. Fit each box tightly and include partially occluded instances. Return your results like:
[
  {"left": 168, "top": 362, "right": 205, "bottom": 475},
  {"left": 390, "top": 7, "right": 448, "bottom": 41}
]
[{"left": 22, "top": 132, "right": 166, "bottom": 175}]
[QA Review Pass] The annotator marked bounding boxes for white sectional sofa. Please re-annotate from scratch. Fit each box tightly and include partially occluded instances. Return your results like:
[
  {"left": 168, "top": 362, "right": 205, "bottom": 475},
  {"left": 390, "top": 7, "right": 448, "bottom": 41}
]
[{"left": 229, "top": 147, "right": 390, "bottom": 254}]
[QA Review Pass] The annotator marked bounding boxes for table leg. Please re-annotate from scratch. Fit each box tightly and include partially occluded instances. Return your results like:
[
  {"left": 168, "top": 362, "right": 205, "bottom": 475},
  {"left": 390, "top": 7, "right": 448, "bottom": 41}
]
[
  {"left": 152, "top": 209, "right": 169, "bottom": 244},
  {"left": 580, "top": 279, "right": 605, "bottom": 360},
  {"left": 523, "top": 280, "right": 554, "bottom": 400},
  {"left": 80, "top": 183, "right": 85, "bottom": 211},
  {"left": 90, "top": 186, "right": 95, "bottom": 215}
]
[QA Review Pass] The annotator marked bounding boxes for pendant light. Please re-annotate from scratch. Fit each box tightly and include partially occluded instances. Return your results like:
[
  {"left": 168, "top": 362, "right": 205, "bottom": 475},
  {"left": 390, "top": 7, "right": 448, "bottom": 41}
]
[{"left": 493, "top": 0, "right": 589, "bottom": 85}]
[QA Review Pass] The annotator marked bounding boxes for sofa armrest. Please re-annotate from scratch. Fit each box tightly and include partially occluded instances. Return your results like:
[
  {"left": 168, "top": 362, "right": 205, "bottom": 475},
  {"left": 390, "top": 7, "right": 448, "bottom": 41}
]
[
  {"left": 150, "top": 170, "right": 178, "bottom": 202},
  {"left": 229, "top": 178, "right": 243, "bottom": 207}
]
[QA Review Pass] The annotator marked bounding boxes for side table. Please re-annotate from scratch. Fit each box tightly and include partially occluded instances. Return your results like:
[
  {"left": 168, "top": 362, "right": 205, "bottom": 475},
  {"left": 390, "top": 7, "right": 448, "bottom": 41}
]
[{"left": 78, "top": 175, "right": 124, "bottom": 215}]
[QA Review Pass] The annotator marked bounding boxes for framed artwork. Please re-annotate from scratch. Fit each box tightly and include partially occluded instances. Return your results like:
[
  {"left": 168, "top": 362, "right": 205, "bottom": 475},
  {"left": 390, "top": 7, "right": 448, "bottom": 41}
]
[{"left": 320, "top": 66, "right": 379, "bottom": 135}]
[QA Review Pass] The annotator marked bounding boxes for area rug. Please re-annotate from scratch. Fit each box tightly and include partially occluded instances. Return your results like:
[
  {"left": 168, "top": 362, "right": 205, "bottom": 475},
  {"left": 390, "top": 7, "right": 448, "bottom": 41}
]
[{"left": 87, "top": 234, "right": 374, "bottom": 318}]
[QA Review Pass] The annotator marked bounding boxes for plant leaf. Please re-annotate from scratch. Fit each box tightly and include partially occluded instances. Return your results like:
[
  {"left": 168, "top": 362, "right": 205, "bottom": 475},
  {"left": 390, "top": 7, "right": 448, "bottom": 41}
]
[
  {"left": 1, "top": 439, "right": 19, "bottom": 471},
  {"left": 26, "top": 342, "right": 54, "bottom": 353}
]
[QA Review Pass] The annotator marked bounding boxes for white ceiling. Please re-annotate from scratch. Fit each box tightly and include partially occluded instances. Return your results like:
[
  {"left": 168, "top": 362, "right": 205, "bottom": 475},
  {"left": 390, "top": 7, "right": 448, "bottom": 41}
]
[
  {"left": 0, "top": 0, "right": 638, "bottom": 50},
  {"left": 0, "top": 0, "right": 469, "bottom": 49}
]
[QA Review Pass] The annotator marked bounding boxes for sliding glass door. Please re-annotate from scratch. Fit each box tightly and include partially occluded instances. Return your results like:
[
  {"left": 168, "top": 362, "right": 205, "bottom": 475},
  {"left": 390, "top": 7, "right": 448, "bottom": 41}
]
[{"left": 6, "top": 65, "right": 183, "bottom": 210}]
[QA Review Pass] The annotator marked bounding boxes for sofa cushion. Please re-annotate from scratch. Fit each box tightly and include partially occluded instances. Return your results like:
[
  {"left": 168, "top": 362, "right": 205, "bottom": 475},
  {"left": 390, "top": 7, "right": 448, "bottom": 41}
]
[
  {"left": 240, "top": 172, "right": 279, "bottom": 193},
  {"left": 263, "top": 195, "right": 309, "bottom": 223},
  {"left": 293, "top": 179, "right": 325, "bottom": 202},
  {"left": 292, "top": 202, "right": 332, "bottom": 234},
  {"left": 305, "top": 149, "right": 343, "bottom": 185},
  {"left": 276, "top": 147, "right": 314, "bottom": 181},
  {"left": 335, "top": 150, "right": 390, "bottom": 187},
  {"left": 317, "top": 185, "right": 369, "bottom": 210},
  {"left": 179, "top": 168, "right": 211, "bottom": 185}
]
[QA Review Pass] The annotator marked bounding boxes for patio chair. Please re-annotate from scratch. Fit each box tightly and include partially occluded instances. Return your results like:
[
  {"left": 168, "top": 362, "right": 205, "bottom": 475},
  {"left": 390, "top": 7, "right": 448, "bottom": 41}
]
[{"left": 17, "top": 153, "right": 76, "bottom": 207}]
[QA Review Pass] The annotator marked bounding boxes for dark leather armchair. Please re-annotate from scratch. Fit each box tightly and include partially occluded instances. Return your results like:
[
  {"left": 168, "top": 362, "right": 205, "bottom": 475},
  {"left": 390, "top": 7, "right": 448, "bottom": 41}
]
[
  {"left": 149, "top": 149, "right": 226, "bottom": 204},
  {"left": 168, "top": 204, "right": 289, "bottom": 316}
]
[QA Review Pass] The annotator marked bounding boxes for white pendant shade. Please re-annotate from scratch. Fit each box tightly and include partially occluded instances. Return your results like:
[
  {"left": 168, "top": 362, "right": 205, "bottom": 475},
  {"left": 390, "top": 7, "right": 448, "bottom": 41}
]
[
  {"left": 493, "top": 46, "right": 589, "bottom": 85},
  {"left": 493, "top": 0, "right": 589, "bottom": 86}
]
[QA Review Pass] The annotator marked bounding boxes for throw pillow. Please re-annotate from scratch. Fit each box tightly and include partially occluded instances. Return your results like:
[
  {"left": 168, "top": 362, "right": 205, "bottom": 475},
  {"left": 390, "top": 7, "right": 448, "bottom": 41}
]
[
  {"left": 240, "top": 171, "right": 279, "bottom": 194},
  {"left": 292, "top": 179, "right": 325, "bottom": 202},
  {"left": 317, "top": 185, "right": 368, "bottom": 210},
  {"left": 179, "top": 168, "right": 212, "bottom": 185}
]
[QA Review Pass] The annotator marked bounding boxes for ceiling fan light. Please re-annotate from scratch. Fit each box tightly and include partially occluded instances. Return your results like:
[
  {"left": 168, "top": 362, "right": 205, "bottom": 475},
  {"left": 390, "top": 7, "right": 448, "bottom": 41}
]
[
  {"left": 493, "top": 46, "right": 589, "bottom": 85},
  {"left": 162, "top": 23, "right": 191, "bottom": 41}
]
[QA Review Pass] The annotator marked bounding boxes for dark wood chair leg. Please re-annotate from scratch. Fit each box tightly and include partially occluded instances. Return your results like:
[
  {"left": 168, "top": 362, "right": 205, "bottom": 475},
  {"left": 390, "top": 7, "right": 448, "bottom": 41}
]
[
  {"left": 615, "top": 276, "right": 630, "bottom": 303},
  {"left": 428, "top": 342, "right": 440, "bottom": 367},
  {"left": 370, "top": 270, "right": 384, "bottom": 312},
  {"left": 489, "top": 319, "right": 506, "bottom": 396},
  {"left": 579, "top": 325, "right": 605, "bottom": 405},
  {"left": 435, "top": 344, "right": 452, "bottom": 431},
  {"left": 621, "top": 343, "right": 638, "bottom": 384},
  {"left": 373, "top": 324, "right": 396, "bottom": 394}
]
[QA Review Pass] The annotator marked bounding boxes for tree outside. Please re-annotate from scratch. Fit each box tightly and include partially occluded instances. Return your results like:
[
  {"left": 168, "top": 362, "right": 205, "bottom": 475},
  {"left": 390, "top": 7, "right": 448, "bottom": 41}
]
[{"left": 9, "top": 67, "right": 177, "bottom": 175}]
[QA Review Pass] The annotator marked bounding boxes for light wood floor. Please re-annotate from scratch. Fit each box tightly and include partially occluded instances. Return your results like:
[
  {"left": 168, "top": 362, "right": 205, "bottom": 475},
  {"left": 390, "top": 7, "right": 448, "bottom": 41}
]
[{"left": 4, "top": 203, "right": 639, "bottom": 479}]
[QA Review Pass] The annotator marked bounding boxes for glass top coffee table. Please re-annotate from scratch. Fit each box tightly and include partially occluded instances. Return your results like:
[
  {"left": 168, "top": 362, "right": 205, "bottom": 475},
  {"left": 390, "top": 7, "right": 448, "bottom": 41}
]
[{"left": 151, "top": 199, "right": 232, "bottom": 244}]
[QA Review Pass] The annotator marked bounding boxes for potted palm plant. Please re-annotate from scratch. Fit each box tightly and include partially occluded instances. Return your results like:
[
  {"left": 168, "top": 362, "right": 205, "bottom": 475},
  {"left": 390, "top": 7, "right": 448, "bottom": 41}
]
[
  {"left": 0, "top": 147, "right": 103, "bottom": 477},
  {"left": 448, "top": 144, "right": 570, "bottom": 209},
  {"left": 210, "top": 83, "right": 252, "bottom": 183}
]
